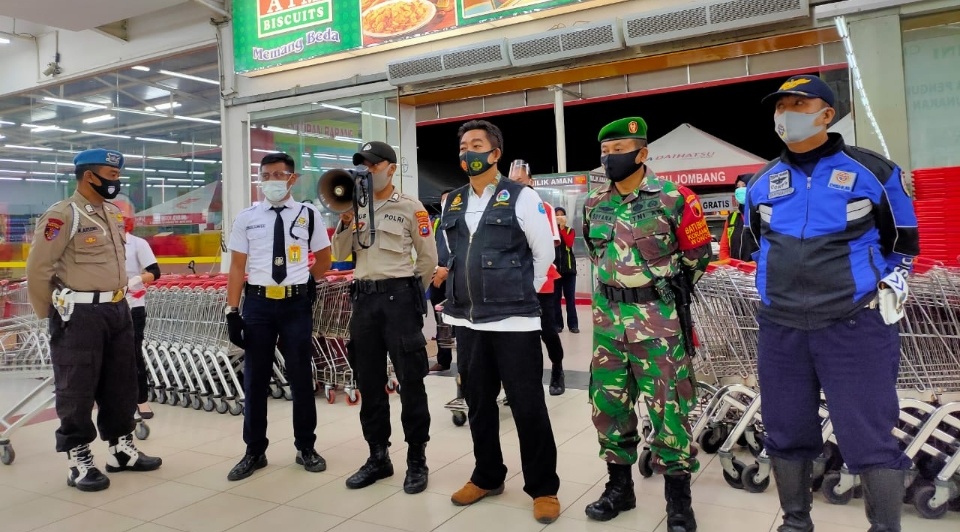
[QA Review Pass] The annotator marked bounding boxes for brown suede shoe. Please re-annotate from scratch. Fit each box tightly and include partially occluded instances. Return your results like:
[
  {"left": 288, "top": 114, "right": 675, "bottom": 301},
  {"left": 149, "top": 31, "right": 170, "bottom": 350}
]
[
  {"left": 533, "top": 496, "right": 561, "bottom": 524},
  {"left": 451, "top": 481, "right": 504, "bottom": 506}
]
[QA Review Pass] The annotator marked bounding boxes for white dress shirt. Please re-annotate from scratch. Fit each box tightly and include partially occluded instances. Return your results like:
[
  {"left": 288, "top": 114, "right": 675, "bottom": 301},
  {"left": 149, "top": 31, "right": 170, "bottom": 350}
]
[
  {"left": 124, "top": 233, "right": 158, "bottom": 309},
  {"left": 228, "top": 197, "right": 331, "bottom": 286},
  {"left": 443, "top": 179, "right": 555, "bottom": 332}
]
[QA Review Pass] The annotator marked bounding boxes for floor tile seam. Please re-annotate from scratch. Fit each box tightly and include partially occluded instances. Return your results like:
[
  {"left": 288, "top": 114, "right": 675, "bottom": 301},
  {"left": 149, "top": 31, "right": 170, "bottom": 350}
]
[
  {"left": 349, "top": 498, "right": 469, "bottom": 532},
  {"left": 133, "top": 480, "right": 227, "bottom": 522},
  {"left": 149, "top": 491, "right": 280, "bottom": 531}
]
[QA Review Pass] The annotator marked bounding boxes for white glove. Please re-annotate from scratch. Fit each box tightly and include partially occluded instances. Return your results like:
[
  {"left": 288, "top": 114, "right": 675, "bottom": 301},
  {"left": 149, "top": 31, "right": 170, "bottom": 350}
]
[
  {"left": 127, "top": 275, "right": 145, "bottom": 294},
  {"left": 877, "top": 270, "right": 908, "bottom": 325}
]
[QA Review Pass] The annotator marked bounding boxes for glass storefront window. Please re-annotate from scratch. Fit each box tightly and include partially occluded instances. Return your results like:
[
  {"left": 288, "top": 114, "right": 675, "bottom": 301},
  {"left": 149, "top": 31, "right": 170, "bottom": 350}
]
[
  {"left": 249, "top": 92, "right": 400, "bottom": 231},
  {"left": 902, "top": 18, "right": 960, "bottom": 170}
]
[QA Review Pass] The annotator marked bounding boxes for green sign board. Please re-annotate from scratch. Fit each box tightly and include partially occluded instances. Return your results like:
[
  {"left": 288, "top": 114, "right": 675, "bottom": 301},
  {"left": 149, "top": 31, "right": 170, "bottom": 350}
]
[{"left": 233, "top": 0, "right": 592, "bottom": 73}]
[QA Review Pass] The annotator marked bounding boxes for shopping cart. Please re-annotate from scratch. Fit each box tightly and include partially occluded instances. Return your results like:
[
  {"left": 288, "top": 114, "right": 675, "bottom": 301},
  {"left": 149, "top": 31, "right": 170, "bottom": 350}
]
[
  {"left": 0, "top": 280, "right": 53, "bottom": 465},
  {"left": 312, "top": 271, "right": 361, "bottom": 404}
]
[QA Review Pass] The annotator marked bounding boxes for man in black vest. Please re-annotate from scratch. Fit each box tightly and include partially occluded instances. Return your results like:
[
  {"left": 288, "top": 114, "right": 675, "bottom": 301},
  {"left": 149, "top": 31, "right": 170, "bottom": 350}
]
[{"left": 440, "top": 120, "right": 561, "bottom": 524}]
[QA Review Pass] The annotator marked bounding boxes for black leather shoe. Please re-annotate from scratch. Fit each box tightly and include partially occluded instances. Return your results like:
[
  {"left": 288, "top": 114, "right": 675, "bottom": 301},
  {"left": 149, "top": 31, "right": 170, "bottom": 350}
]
[
  {"left": 665, "top": 473, "right": 697, "bottom": 532},
  {"left": 403, "top": 443, "right": 429, "bottom": 494},
  {"left": 346, "top": 443, "right": 393, "bottom": 489},
  {"left": 296, "top": 449, "right": 327, "bottom": 473},
  {"left": 549, "top": 366, "right": 565, "bottom": 396},
  {"left": 228, "top": 454, "right": 267, "bottom": 481},
  {"left": 570, "top": 328, "right": 580, "bottom": 334}
]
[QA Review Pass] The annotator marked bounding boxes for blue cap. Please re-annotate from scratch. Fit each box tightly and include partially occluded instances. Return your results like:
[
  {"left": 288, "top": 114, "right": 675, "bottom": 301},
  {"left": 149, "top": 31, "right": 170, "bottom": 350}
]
[
  {"left": 73, "top": 149, "right": 124, "bottom": 169},
  {"left": 762, "top": 75, "right": 836, "bottom": 108}
]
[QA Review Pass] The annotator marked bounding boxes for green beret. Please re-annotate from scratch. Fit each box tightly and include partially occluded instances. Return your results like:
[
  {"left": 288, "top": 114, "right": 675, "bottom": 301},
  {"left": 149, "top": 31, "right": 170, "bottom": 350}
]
[{"left": 598, "top": 117, "right": 648, "bottom": 143}]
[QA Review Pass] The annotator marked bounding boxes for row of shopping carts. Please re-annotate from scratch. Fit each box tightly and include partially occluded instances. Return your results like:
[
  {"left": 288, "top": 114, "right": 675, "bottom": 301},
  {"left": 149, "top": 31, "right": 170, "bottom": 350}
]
[{"left": 655, "top": 259, "right": 960, "bottom": 519}]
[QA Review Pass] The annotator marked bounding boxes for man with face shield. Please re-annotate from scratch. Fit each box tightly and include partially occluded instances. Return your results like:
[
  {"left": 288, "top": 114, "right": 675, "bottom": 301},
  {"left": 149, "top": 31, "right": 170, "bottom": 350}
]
[
  {"left": 26, "top": 149, "right": 163, "bottom": 492},
  {"left": 225, "top": 152, "right": 333, "bottom": 481},
  {"left": 746, "top": 75, "right": 919, "bottom": 532},
  {"left": 582, "top": 118, "right": 711, "bottom": 528},
  {"left": 439, "top": 120, "right": 561, "bottom": 524},
  {"left": 331, "top": 141, "right": 438, "bottom": 495}
]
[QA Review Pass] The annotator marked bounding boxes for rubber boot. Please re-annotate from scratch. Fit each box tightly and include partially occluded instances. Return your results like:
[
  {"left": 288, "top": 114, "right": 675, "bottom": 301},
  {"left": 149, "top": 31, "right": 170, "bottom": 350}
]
[
  {"left": 106, "top": 434, "right": 162, "bottom": 472},
  {"left": 346, "top": 442, "right": 394, "bottom": 489},
  {"left": 771, "top": 458, "right": 814, "bottom": 532},
  {"left": 403, "top": 442, "right": 429, "bottom": 494},
  {"left": 585, "top": 463, "right": 636, "bottom": 521},
  {"left": 861, "top": 468, "right": 905, "bottom": 532},
  {"left": 67, "top": 444, "right": 110, "bottom": 492},
  {"left": 664, "top": 473, "right": 697, "bottom": 532}
]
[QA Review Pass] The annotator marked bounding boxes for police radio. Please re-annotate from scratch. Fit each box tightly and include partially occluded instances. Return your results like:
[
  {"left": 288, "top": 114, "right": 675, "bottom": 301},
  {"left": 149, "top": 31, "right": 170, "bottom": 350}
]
[{"left": 318, "top": 167, "right": 377, "bottom": 249}]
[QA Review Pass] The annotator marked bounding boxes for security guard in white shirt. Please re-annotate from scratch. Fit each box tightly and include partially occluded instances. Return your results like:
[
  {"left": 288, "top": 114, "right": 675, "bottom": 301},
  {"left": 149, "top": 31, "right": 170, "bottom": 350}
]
[
  {"left": 225, "top": 152, "right": 333, "bottom": 481},
  {"left": 331, "top": 141, "right": 438, "bottom": 495}
]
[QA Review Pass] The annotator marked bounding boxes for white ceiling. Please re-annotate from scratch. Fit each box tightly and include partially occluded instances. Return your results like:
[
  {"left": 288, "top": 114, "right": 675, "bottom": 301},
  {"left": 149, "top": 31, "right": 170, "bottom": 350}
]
[{"left": 0, "top": 0, "right": 188, "bottom": 31}]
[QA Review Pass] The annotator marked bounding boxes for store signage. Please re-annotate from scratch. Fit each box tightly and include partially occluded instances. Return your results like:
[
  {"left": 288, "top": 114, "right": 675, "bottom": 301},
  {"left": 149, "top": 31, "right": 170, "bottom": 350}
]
[
  {"left": 233, "top": 0, "right": 595, "bottom": 73},
  {"left": 697, "top": 193, "right": 734, "bottom": 214},
  {"left": 656, "top": 164, "right": 763, "bottom": 187},
  {"left": 532, "top": 174, "right": 588, "bottom": 187}
]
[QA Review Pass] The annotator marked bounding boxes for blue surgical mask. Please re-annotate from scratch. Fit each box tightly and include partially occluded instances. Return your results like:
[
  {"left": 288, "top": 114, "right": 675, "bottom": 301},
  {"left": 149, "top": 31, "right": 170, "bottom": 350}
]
[{"left": 734, "top": 187, "right": 747, "bottom": 205}]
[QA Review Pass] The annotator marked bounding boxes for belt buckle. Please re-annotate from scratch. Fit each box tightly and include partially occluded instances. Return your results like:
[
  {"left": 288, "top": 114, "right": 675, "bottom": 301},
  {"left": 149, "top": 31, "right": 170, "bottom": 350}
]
[
  {"left": 111, "top": 289, "right": 125, "bottom": 303},
  {"left": 265, "top": 285, "right": 286, "bottom": 300}
]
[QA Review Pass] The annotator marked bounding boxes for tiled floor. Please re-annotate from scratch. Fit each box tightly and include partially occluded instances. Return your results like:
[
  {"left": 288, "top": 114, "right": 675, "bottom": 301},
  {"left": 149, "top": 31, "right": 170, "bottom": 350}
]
[{"left": 1, "top": 307, "right": 957, "bottom": 531}]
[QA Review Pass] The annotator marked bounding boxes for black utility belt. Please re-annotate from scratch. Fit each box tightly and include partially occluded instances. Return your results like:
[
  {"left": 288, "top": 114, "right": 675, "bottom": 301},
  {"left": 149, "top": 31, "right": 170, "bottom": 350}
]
[
  {"left": 598, "top": 283, "right": 659, "bottom": 304},
  {"left": 246, "top": 283, "right": 309, "bottom": 300},
  {"left": 352, "top": 277, "right": 417, "bottom": 295}
]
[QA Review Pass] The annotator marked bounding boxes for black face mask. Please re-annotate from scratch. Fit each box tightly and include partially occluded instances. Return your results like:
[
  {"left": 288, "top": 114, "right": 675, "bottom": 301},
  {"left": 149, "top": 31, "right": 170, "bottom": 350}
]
[
  {"left": 89, "top": 171, "right": 121, "bottom": 200},
  {"left": 601, "top": 150, "right": 644, "bottom": 183},
  {"left": 460, "top": 149, "right": 497, "bottom": 177}
]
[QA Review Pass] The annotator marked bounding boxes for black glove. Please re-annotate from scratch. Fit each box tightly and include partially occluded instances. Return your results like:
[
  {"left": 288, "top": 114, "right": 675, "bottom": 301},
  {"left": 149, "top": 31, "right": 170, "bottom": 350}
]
[{"left": 226, "top": 312, "right": 245, "bottom": 348}]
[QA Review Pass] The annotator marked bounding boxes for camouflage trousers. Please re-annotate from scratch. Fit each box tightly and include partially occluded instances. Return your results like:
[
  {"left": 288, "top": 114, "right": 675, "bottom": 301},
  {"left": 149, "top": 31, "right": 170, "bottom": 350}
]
[{"left": 589, "top": 333, "right": 699, "bottom": 474}]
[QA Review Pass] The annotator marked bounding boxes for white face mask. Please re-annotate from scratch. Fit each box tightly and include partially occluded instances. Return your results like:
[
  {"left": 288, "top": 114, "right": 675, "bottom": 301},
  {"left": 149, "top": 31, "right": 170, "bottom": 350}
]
[
  {"left": 372, "top": 165, "right": 394, "bottom": 192},
  {"left": 774, "top": 109, "right": 828, "bottom": 144},
  {"left": 261, "top": 180, "right": 290, "bottom": 204}
]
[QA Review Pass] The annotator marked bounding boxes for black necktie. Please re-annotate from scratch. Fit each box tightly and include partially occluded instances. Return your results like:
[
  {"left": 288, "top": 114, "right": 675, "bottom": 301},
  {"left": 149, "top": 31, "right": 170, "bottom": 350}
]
[{"left": 271, "top": 206, "right": 287, "bottom": 284}]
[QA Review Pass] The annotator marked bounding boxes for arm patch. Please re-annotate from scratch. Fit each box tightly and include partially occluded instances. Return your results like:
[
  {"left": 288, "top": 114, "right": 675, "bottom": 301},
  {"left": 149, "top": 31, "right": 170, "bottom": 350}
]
[{"left": 676, "top": 186, "right": 712, "bottom": 250}]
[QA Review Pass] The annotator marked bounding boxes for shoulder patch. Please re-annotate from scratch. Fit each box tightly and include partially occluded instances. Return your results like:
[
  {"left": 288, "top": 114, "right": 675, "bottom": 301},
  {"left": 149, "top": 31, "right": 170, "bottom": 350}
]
[
  {"left": 676, "top": 189, "right": 711, "bottom": 251},
  {"left": 44, "top": 218, "right": 64, "bottom": 241},
  {"left": 415, "top": 210, "right": 431, "bottom": 236}
]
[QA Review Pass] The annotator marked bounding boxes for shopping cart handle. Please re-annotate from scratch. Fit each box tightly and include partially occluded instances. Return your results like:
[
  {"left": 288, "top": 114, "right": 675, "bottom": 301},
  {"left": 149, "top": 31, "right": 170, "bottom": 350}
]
[{"left": 735, "top": 262, "right": 757, "bottom": 273}]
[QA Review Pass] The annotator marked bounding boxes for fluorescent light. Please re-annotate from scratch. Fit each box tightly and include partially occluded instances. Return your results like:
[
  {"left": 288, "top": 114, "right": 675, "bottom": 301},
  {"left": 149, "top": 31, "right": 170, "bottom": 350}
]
[
  {"left": 42, "top": 97, "right": 106, "bottom": 109},
  {"left": 81, "top": 130, "right": 131, "bottom": 139},
  {"left": 145, "top": 102, "right": 181, "bottom": 112},
  {"left": 0, "top": 37, "right": 10, "bottom": 44},
  {"left": 32, "top": 126, "right": 75, "bottom": 133},
  {"left": 39, "top": 160, "right": 73, "bottom": 165},
  {"left": 365, "top": 112, "right": 396, "bottom": 121},
  {"left": 147, "top": 156, "right": 183, "bottom": 161},
  {"left": 0, "top": 177, "right": 23, "bottom": 181},
  {"left": 0, "top": 169, "right": 24, "bottom": 173},
  {"left": 320, "top": 103, "right": 360, "bottom": 114},
  {"left": 252, "top": 148, "right": 274, "bottom": 154},
  {"left": 190, "top": 158, "right": 220, "bottom": 163},
  {"left": 173, "top": 115, "right": 220, "bottom": 124},
  {"left": 0, "top": 120, "right": 14, "bottom": 125},
  {"left": 189, "top": 142, "right": 219, "bottom": 148},
  {"left": 21, "top": 123, "right": 40, "bottom": 128},
  {"left": 119, "top": 176, "right": 130, "bottom": 180},
  {"left": 163, "top": 178, "right": 194, "bottom": 183},
  {"left": 113, "top": 107, "right": 165, "bottom": 118},
  {"left": 0, "top": 158, "right": 34, "bottom": 164},
  {"left": 160, "top": 170, "right": 190, "bottom": 174},
  {"left": 25, "top": 178, "right": 57, "bottom": 183},
  {"left": 28, "top": 171, "right": 59, "bottom": 176},
  {"left": 262, "top": 125, "right": 297, "bottom": 135},
  {"left": 335, "top": 136, "right": 363, "bottom": 143},
  {"left": 313, "top": 153, "right": 340, "bottom": 160},
  {"left": 159, "top": 69, "right": 219, "bottom": 85},
  {"left": 83, "top": 114, "right": 114, "bottom": 124},
  {"left": 5, "top": 144, "right": 53, "bottom": 151},
  {"left": 135, "top": 136, "right": 178, "bottom": 144},
  {"left": 132, "top": 65, "right": 151, "bottom": 72},
  {"left": 146, "top": 177, "right": 164, "bottom": 181}
]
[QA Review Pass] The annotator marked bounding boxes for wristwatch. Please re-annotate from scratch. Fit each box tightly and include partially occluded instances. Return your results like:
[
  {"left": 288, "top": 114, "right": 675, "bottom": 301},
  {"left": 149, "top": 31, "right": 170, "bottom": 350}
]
[{"left": 224, "top": 305, "right": 239, "bottom": 315}]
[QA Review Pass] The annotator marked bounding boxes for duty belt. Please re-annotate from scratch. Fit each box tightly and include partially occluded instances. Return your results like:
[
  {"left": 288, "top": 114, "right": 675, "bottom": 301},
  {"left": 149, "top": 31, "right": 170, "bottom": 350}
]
[
  {"left": 69, "top": 288, "right": 127, "bottom": 304},
  {"left": 598, "top": 283, "right": 659, "bottom": 304},
  {"left": 246, "top": 283, "right": 309, "bottom": 300},
  {"left": 352, "top": 277, "right": 416, "bottom": 295}
]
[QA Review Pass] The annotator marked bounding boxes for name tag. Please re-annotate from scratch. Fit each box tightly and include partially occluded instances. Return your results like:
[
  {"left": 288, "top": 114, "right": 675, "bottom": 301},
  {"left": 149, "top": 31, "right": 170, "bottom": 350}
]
[{"left": 288, "top": 244, "right": 302, "bottom": 263}]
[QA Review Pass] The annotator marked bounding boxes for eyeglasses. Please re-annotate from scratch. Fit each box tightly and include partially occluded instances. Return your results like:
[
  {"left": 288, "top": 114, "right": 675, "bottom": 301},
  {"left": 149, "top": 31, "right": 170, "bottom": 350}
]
[{"left": 260, "top": 171, "right": 293, "bottom": 180}]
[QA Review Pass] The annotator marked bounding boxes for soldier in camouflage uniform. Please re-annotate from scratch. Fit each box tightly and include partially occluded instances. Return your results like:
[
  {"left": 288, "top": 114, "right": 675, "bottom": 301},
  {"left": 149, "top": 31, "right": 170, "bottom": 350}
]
[{"left": 582, "top": 117, "right": 711, "bottom": 530}]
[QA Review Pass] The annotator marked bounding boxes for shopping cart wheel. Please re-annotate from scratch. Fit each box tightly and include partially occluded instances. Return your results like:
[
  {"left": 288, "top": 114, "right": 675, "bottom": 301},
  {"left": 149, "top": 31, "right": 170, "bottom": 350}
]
[
  {"left": 741, "top": 463, "right": 769, "bottom": 493},
  {"left": 147, "top": 389, "right": 156, "bottom": 402},
  {"left": 135, "top": 422, "right": 150, "bottom": 440},
  {"left": 820, "top": 473, "right": 853, "bottom": 505},
  {"left": 229, "top": 401, "right": 243, "bottom": 416},
  {"left": 203, "top": 397, "right": 216, "bottom": 412},
  {"left": 216, "top": 399, "right": 230, "bottom": 414},
  {"left": 156, "top": 389, "right": 167, "bottom": 405},
  {"left": 948, "top": 495, "right": 960, "bottom": 512},
  {"left": 638, "top": 450, "right": 654, "bottom": 479},
  {"left": 191, "top": 396, "right": 203, "bottom": 410},
  {"left": 722, "top": 460, "right": 745, "bottom": 490},
  {"left": 452, "top": 411, "right": 467, "bottom": 427},
  {"left": 699, "top": 426, "right": 727, "bottom": 454},
  {"left": 386, "top": 380, "right": 398, "bottom": 394},
  {"left": 0, "top": 443, "right": 14, "bottom": 465},
  {"left": 165, "top": 390, "right": 178, "bottom": 406},
  {"left": 913, "top": 484, "right": 949, "bottom": 519},
  {"left": 748, "top": 433, "right": 765, "bottom": 459},
  {"left": 180, "top": 392, "right": 192, "bottom": 408},
  {"left": 346, "top": 389, "right": 360, "bottom": 406},
  {"left": 270, "top": 385, "right": 284, "bottom": 399},
  {"left": 325, "top": 387, "right": 336, "bottom": 404},
  {"left": 283, "top": 388, "right": 294, "bottom": 401}
]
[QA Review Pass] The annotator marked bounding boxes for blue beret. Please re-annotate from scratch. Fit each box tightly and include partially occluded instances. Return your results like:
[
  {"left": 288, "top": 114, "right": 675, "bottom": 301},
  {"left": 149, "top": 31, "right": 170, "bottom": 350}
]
[
  {"left": 73, "top": 149, "right": 124, "bottom": 169},
  {"left": 762, "top": 75, "right": 836, "bottom": 109}
]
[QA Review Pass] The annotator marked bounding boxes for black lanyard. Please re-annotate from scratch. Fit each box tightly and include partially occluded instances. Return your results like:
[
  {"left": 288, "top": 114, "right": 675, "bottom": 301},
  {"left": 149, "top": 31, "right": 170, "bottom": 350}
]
[{"left": 287, "top": 204, "right": 309, "bottom": 242}]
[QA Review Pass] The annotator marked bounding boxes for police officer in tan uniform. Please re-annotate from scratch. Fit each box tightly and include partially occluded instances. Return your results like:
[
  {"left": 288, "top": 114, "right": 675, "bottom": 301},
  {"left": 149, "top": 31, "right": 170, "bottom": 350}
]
[
  {"left": 332, "top": 141, "right": 438, "bottom": 495},
  {"left": 26, "top": 149, "right": 161, "bottom": 493}
]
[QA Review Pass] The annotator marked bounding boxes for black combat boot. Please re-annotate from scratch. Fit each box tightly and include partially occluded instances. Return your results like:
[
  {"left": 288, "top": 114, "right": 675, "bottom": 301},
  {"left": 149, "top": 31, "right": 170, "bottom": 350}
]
[
  {"left": 549, "top": 364, "right": 565, "bottom": 396},
  {"left": 403, "top": 442, "right": 429, "bottom": 494},
  {"left": 106, "top": 434, "right": 162, "bottom": 472},
  {"left": 664, "top": 473, "right": 697, "bottom": 532},
  {"left": 346, "top": 442, "right": 394, "bottom": 489},
  {"left": 861, "top": 468, "right": 906, "bottom": 532},
  {"left": 585, "top": 463, "right": 636, "bottom": 521},
  {"left": 771, "top": 458, "right": 814, "bottom": 532},
  {"left": 67, "top": 444, "right": 110, "bottom": 492}
]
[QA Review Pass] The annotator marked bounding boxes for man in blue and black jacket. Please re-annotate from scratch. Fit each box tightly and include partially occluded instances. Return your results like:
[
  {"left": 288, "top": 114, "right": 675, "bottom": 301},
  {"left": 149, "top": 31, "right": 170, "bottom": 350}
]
[{"left": 745, "top": 75, "right": 918, "bottom": 532}]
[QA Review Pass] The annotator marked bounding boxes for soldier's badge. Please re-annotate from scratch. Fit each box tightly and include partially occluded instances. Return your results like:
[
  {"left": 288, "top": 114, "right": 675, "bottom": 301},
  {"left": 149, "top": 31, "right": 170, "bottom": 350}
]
[
  {"left": 414, "top": 210, "right": 431, "bottom": 237},
  {"left": 274, "top": 257, "right": 285, "bottom": 267},
  {"left": 115, "top": 213, "right": 124, "bottom": 223},
  {"left": 44, "top": 219, "right": 64, "bottom": 241},
  {"left": 496, "top": 190, "right": 510, "bottom": 203},
  {"left": 450, "top": 194, "right": 463, "bottom": 210},
  {"left": 84, "top": 236, "right": 98, "bottom": 245},
  {"left": 628, "top": 121, "right": 639, "bottom": 134}
]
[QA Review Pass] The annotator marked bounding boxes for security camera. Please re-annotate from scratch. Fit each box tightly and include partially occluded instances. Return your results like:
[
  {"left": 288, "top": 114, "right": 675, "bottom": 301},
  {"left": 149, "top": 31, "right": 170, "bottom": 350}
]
[{"left": 42, "top": 62, "right": 63, "bottom": 77}]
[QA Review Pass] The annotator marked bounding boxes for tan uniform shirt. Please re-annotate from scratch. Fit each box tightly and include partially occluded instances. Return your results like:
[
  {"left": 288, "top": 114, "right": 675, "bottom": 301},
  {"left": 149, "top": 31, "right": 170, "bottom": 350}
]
[
  {"left": 26, "top": 191, "right": 128, "bottom": 318},
  {"left": 332, "top": 190, "right": 438, "bottom": 291}
]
